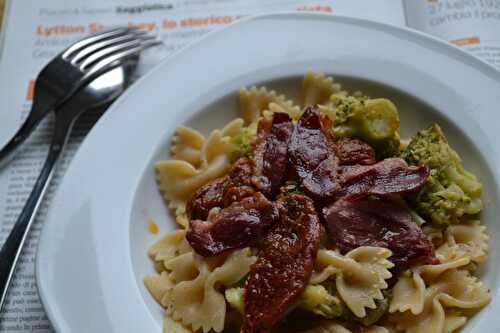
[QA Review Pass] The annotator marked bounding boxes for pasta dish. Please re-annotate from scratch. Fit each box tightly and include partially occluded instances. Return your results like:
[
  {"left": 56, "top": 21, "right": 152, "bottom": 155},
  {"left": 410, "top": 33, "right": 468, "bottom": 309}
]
[{"left": 144, "top": 72, "right": 490, "bottom": 333}]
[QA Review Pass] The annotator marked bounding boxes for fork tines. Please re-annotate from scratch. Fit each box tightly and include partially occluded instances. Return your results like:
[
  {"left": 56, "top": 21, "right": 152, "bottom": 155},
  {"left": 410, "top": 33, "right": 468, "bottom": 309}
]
[{"left": 63, "top": 28, "right": 161, "bottom": 77}]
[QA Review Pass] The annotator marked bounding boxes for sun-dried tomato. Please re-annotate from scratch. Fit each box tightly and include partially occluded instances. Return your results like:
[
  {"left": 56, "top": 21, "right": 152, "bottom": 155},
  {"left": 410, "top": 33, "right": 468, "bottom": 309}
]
[{"left": 242, "top": 193, "right": 320, "bottom": 333}]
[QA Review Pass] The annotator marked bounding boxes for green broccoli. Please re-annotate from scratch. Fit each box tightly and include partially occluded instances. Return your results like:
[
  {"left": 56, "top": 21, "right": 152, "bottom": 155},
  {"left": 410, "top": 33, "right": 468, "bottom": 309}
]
[
  {"left": 299, "top": 284, "right": 344, "bottom": 318},
  {"left": 331, "top": 94, "right": 401, "bottom": 159},
  {"left": 300, "top": 282, "right": 389, "bottom": 325},
  {"left": 401, "top": 124, "right": 483, "bottom": 225},
  {"left": 231, "top": 122, "right": 257, "bottom": 162}
]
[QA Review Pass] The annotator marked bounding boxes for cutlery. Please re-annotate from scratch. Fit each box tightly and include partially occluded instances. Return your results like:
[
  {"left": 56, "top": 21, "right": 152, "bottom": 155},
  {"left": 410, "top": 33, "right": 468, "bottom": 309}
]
[
  {"left": 0, "top": 27, "right": 159, "bottom": 168},
  {"left": 0, "top": 39, "right": 151, "bottom": 311}
]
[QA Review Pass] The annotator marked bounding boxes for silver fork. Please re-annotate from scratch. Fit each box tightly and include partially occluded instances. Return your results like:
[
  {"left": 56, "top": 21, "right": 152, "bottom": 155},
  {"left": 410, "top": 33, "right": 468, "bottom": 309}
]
[
  {"left": 0, "top": 28, "right": 160, "bottom": 312},
  {"left": 0, "top": 27, "right": 160, "bottom": 168}
]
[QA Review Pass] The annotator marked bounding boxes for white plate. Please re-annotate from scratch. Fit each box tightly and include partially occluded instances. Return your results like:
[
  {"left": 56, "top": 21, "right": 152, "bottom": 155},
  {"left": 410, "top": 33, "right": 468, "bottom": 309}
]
[{"left": 36, "top": 13, "right": 500, "bottom": 333}]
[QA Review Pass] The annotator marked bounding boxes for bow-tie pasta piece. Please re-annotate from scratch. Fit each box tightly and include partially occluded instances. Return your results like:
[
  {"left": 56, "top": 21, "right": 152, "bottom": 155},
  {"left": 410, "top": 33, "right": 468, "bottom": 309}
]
[
  {"left": 390, "top": 286, "right": 459, "bottom": 333},
  {"left": 221, "top": 118, "right": 245, "bottom": 138},
  {"left": 435, "top": 269, "right": 490, "bottom": 309},
  {"left": 438, "top": 221, "right": 489, "bottom": 265},
  {"left": 160, "top": 119, "right": 245, "bottom": 227},
  {"left": 390, "top": 271, "right": 426, "bottom": 315},
  {"left": 239, "top": 86, "right": 300, "bottom": 123},
  {"left": 442, "top": 310, "right": 467, "bottom": 333},
  {"left": 171, "top": 126, "right": 205, "bottom": 168},
  {"left": 390, "top": 296, "right": 458, "bottom": 333},
  {"left": 144, "top": 271, "right": 174, "bottom": 305},
  {"left": 310, "top": 265, "right": 342, "bottom": 285},
  {"left": 315, "top": 247, "right": 393, "bottom": 318},
  {"left": 156, "top": 129, "right": 233, "bottom": 218},
  {"left": 390, "top": 269, "right": 490, "bottom": 333},
  {"left": 170, "top": 119, "right": 244, "bottom": 175},
  {"left": 302, "top": 71, "right": 346, "bottom": 107},
  {"left": 144, "top": 230, "right": 196, "bottom": 307},
  {"left": 199, "top": 129, "right": 234, "bottom": 169},
  {"left": 164, "top": 251, "right": 199, "bottom": 285},
  {"left": 155, "top": 159, "right": 195, "bottom": 215},
  {"left": 163, "top": 316, "right": 192, "bottom": 333},
  {"left": 164, "top": 248, "right": 256, "bottom": 333},
  {"left": 431, "top": 221, "right": 488, "bottom": 271},
  {"left": 418, "top": 256, "right": 471, "bottom": 283},
  {"left": 148, "top": 229, "right": 191, "bottom": 265}
]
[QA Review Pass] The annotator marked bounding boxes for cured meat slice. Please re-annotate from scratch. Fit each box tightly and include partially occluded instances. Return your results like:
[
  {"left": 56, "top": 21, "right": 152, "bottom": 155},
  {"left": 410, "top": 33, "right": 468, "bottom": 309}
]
[
  {"left": 186, "top": 193, "right": 278, "bottom": 257},
  {"left": 187, "top": 110, "right": 294, "bottom": 221},
  {"left": 336, "top": 158, "right": 429, "bottom": 200},
  {"left": 186, "top": 158, "right": 255, "bottom": 220},
  {"left": 322, "top": 198, "right": 437, "bottom": 269},
  {"left": 186, "top": 176, "right": 228, "bottom": 220},
  {"left": 334, "top": 137, "right": 376, "bottom": 165},
  {"left": 252, "top": 112, "right": 294, "bottom": 198},
  {"left": 288, "top": 106, "right": 339, "bottom": 200},
  {"left": 242, "top": 193, "right": 321, "bottom": 333}
]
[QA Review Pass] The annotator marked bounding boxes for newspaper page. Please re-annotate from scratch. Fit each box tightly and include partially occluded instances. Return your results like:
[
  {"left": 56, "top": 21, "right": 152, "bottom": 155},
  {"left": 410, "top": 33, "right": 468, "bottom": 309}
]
[
  {"left": 405, "top": 0, "right": 500, "bottom": 68},
  {"left": 0, "top": 1, "right": 406, "bottom": 331}
]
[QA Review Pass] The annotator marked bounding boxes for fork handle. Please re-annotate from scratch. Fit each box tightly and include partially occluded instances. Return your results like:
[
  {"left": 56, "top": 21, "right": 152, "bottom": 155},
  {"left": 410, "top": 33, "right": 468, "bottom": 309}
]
[
  {"left": 0, "top": 102, "right": 52, "bottom": 169},
  {"left": 0, "top": 115, "right": 72, "bottom": 310}
]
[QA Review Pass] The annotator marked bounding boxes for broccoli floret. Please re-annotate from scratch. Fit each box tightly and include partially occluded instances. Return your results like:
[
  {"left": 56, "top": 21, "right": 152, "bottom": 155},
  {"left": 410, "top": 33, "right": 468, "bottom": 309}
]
[
  {"left": 401, "top": 124, "right": 483, "bottom": 225},
  {"left": 231, "top": 122, "right": 257, "bottom": 162},
  {"left": 299, "top": 284, "right": 344, "bottom": 318},
  {"left": 331, "top": 94, "right": 400, "bottom": 159}
]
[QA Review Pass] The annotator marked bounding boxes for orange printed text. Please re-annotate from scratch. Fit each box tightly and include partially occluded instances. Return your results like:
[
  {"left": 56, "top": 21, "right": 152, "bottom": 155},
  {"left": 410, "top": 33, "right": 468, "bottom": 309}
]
[
  {"left": 297, "top": 5, "right": 333, "bottom": 13},
  {"left": 37, "top": 25, "right": 85, "bottom": 37},
  {"left": 450, "top": 36, "right": 481, "bottom": 46},
  {"left": 128, "top": 22, "right": 158, "bottom": 31},
  {"left": 180, "top": 15, "right": 238, "bottom": 28}
]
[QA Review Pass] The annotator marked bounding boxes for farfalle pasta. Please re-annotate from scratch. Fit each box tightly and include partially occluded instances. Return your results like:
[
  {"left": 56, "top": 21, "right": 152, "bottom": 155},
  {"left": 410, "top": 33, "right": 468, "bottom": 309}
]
[
  {"left": 165, "top": 248, "right": 256, "bottom": 332},
  {"left": 145, "top": 229, "right": 256, "bottom": 333},
  {"left": 302, "top": 71, "right": 345, "bottom": 106},
  {"left": 156, "top": 130, "right": 233, "bottom": 218},
  {"left": 239, "top": 86, "right": 301, "bottom": 123},
  {"left": 145, "top": 72, "right": 491, "bottom": 333},
  {"left": 314, "top": 247, "right": 393, "bottom": 318},
  {"left": 389, "top": 269, "right": 490, "bottom": 333},
  {"left": 437, "top": 221, "right": 488, "bottom": 264},
  {"left": 390, "top": 271, "right": 426, "bottom": 315},
  {"left": 171, "top": 126, "right": 205, "bottom": 167}
]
